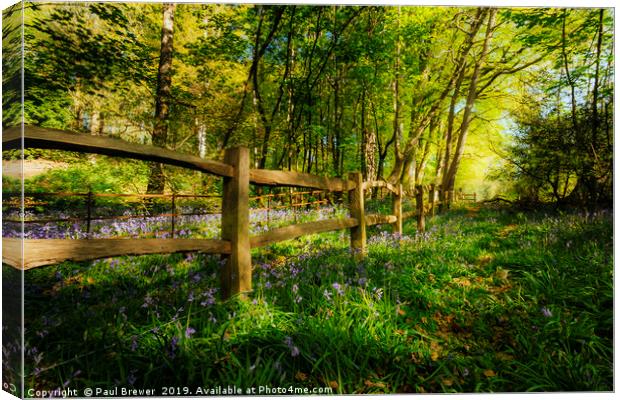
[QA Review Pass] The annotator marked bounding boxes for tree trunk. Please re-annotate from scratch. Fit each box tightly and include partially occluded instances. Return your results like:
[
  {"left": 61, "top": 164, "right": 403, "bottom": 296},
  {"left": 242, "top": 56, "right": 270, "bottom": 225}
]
[
  {"left": 443, "top": 9, "right": 496, "bottom": 199},
  {"left": 388, "top": 8, "right": 486, "bottom": 185},
  {"left": 147, "top": 3, "right": 175, "bottom": 194},
  {"left": 415, "top": 119, "right": 435, "bottom": 185}
]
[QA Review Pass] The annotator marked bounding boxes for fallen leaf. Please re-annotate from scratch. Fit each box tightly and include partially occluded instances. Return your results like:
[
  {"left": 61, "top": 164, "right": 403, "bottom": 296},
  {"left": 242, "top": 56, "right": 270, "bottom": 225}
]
[
  {"left": 397, "top": 307, "right": 406, "bottom": 316},
  {"left": 483, "top": 369, "right": 496, "bottom": 377},
  {"left": 452, "top": 277, "right": 471, "bottom": 287},
  {"left": 364, "top": 380, "right": 386, "bottom": 389},
  {"left": 295, "top": 371, "right": 308, "bottom": 381},
  {"left": 477, "top": 254, "right": 494, "bottom": 265},
  {"left": 496, "top": 352, "right": 515, "bottom": 361},
  {"left": 441, "top": 378, "right": 454, "bottom": 386},
  {"left": 495, "top": 268, "right": 509, "bottom": 281},
  {"left": 499, "top": 224, "right": 518, "bottom": 236},
  {"left": 329, "top": 381, "right": 339, "bottom": 390}
]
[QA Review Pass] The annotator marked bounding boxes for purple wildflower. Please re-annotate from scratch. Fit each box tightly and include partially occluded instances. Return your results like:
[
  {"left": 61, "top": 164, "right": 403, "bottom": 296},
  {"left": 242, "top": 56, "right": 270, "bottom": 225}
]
[
  {"left": 185, "top": 327, "right": 196, "bottom": 338},
  {"left": 130, "top": 335, "right": 138, "bottom": 351},
  {"left": 168, "top": 336, "right": 179, "bottom": 359},
  {"left": 284, "top": 336, "right": 300, "bottom": 357},
  {"left": 142, "top": 295, "right": 153, "bottom": 308},
  {"left": 332, "top": 282, "right": 344, "bottom": 296},
  {"left": 127, "top": 371, "right": 137, "bottom": 386},
  {"left": 541, "top": 307, "right": 553, "bottom": 318}
]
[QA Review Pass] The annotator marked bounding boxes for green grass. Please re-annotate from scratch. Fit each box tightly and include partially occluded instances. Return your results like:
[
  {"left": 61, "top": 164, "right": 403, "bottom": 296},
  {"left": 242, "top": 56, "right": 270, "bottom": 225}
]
[{"left": 13, "top": 205, "right": 613, "bottom": 393}]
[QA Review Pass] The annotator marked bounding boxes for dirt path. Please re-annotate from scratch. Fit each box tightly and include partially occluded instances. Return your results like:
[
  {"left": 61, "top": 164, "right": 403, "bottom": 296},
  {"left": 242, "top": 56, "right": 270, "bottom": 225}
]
[{"left": 2, "top": 159, "right": 67, "bottom": 179}]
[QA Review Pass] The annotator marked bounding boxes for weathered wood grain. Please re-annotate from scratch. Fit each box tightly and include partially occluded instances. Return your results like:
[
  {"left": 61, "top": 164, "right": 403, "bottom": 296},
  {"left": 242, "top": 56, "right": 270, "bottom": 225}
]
[
  {"left": 363, "top": 180, "right": 399, "bottom": 194},
  {"left": 2, "top": 238, "right": 231, "bottom": 270},
  {"left": 365, "top": 214, "right": 397, "bottom": 226},
  {"left": 250, "top": 218, "right": 358, "bottom": 248},
  {"left": 249, "top": 169, "right": 356, "bottom": 192},
  {"left": 220, "top": 147, "right": 251, "bottom": 299},
  {"left": 2, "top": 125, "right": 233, "bottom": 177},
  {"left": 348, "top": 172, "right": 366, "bottom": 257}
]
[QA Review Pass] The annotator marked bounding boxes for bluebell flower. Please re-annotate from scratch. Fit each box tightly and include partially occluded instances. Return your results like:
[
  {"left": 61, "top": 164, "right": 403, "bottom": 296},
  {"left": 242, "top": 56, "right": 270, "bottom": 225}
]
[{"left": 541, "top": 307, "right": 553, "bottom": 318}]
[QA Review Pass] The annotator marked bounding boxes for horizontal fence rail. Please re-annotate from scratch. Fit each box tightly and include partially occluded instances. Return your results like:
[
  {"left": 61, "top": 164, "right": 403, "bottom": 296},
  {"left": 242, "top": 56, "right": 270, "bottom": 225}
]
[
  {"left": 2, "top": 125, "right": 475, "bottom": 298},
  {"left": 362, "top": 180, "right": 399, "bottom": 194},
  {"left": 250, "top": 218, "right": 358, "bottom": 249},
  {"left": 249, "top": 169, "right": 355, "bottom": 191},
  {"left": 2, "top": 126, "right": 234, "bottom": 177},
  {"left": 2, "top": 238, "right": 231, "bottom": 270}
]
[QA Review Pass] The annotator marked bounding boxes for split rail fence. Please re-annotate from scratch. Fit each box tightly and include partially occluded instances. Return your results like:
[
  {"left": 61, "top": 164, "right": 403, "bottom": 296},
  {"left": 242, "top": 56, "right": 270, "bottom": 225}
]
[{"left": 2, "top": 125, "right": 474, "bottom": 298}]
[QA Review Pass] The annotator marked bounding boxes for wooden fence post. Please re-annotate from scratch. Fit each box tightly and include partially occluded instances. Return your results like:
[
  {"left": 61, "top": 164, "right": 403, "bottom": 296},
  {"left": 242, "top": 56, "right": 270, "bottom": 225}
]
[
  {"left": 348, "top": 172, "right": 366, "bottom": 258},
  {"left": 443, "top": 190, "right": 451, "bottom": 210},
  {"left": 170, "top": 192, "right": 176, "bottom": 238},
  {"left": 221, "top": 146, "right": 251, "bottom": 299},
  {"left": 392, "top": 183, "right": 403, "bottom": 236},
  {"left": 85, "top": 189, "right": 93, "bottom": 239},
  {"left": 428, "top": 183, "right": 435, "bottom": 217},
  {"left": 416, "top": 185, "right": 425, "bottom": 232}
]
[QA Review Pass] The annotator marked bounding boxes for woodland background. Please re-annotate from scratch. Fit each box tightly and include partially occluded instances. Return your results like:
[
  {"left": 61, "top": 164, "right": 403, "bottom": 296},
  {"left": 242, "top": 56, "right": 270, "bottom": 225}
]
[{"left": 2, "top": 2, "right": 613, "bottom": 207}]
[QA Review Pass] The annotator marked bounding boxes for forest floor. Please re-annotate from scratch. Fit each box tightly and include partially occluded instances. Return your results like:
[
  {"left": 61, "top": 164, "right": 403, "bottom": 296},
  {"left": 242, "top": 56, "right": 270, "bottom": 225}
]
[{"left": 8, "top": 204, "right": 613, "bottom": 394}]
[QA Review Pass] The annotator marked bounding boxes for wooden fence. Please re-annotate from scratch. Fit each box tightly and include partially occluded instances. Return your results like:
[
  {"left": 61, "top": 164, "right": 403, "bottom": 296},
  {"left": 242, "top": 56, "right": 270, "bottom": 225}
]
[{"left": 2, "top": 125, "right": 474, "bottom": 298}]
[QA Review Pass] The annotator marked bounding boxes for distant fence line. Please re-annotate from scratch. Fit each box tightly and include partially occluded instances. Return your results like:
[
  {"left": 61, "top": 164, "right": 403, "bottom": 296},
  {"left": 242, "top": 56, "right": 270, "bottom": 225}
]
[{"left": 2, "top": 125, "right": 475, "bottom": 299}]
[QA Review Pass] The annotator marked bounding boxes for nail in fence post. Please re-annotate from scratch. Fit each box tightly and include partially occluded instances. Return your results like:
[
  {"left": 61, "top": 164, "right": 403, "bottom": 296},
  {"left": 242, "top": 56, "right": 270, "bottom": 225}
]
[
  {"left": 221, "top": 146, "right": 251, "bottom": 300},
  {"left": 392, "top": 183, "right": 402, "bottom": 236},
  {"left": 348, "top": 172, "right": 366, "bottom": 259},
  {"left": 416, "top": 185, "right": 425, "bottom": 232},
  {"left": 171, "top": 193, "right": 176, "bottom": 238},
  {"left": 429, "top": 183, "right": 436, "bottom": 217}
]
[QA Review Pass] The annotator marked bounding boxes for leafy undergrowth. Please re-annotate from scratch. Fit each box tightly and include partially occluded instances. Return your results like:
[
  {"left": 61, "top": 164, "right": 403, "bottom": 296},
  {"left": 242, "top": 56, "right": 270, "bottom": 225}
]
[{"left": 12, "top": 206, "right": 613, "bottom": 393}]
